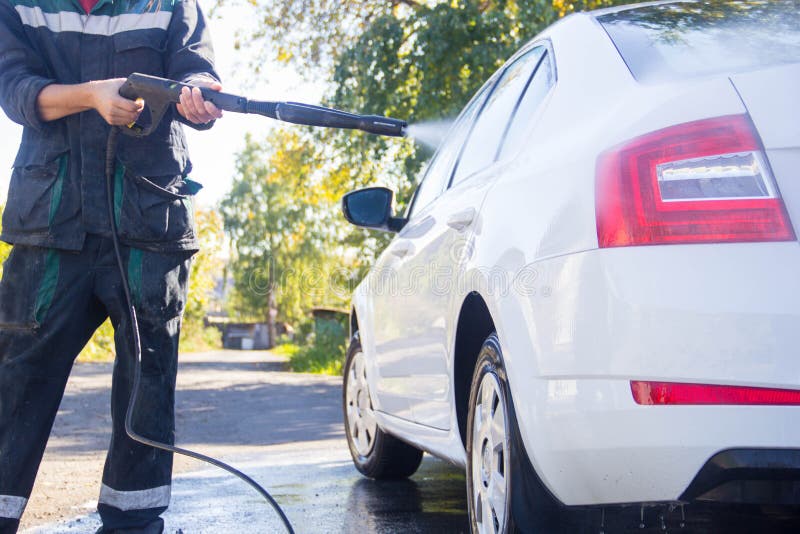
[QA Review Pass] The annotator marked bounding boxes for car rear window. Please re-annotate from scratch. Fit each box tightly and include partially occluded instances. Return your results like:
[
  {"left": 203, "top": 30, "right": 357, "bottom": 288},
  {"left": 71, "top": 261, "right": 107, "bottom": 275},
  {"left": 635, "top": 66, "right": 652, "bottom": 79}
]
[{"left": 597, "top": 1, "right": 800, "bottom": 83}]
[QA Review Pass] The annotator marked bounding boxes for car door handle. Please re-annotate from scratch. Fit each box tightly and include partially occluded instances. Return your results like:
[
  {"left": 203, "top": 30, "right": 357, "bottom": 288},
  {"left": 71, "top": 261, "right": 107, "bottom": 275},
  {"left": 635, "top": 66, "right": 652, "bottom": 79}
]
[
  {"left": 391, "top": 241, "right": 415, "bottom": 258},
  {"left": 447, "top": 208, "right": 476, "bottom": 231}
]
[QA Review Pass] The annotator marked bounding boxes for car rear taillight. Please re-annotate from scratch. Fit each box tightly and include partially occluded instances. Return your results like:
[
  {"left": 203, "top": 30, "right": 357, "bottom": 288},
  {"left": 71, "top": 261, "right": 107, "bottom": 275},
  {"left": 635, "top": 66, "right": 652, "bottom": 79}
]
[
  {"left": 596, "top": 115, "right": 795, "bottom": 247},
  {"left": 631, "top": 381, "right": 800, "bottom": 405}
]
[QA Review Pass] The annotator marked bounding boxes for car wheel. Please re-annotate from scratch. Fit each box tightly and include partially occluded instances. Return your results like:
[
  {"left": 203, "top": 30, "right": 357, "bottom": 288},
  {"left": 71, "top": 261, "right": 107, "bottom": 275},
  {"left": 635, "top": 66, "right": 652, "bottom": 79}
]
[
  {"left": 467, "top": 333, "right": 562, "bottom": 533},
  {"left": 467, "top": 334, "right": 516, "bottom": 534},
  {"left": 343, "top": 334, "right": 423, "bottom": 479}
]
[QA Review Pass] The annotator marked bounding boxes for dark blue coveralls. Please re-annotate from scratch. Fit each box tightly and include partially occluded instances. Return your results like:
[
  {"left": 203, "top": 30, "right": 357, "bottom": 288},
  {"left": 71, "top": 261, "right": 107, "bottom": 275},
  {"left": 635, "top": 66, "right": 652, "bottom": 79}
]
[{"left": 0, "top": 0, "right": 219, "bottom": 531}]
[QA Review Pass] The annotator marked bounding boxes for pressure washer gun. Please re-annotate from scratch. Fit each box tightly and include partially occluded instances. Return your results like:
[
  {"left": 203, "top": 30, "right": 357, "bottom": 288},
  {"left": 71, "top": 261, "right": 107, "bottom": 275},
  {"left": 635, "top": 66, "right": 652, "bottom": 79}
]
[{"left": 118, "top": 73, "right": 407, "bottom": 138}]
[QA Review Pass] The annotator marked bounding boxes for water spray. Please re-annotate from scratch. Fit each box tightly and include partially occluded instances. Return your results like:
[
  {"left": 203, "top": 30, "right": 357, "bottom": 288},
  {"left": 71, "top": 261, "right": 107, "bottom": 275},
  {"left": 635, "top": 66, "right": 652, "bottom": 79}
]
[{"left": 403, "top": 119, "right": 454, "bottom": 150}]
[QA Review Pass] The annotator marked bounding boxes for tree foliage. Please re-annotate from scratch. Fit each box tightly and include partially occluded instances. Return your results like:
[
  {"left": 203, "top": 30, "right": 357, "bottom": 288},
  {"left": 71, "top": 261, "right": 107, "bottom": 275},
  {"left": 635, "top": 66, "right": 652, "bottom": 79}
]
[
  {"left": 221, "top": 129, "right": 356, "bottom": 334},
  {"left": 185, "top": 207, "right": 225, "bottom": 323},
  {"left": 223, "top": 0, "right": 621, "bottom": 76},
  {"left": 326, "top": 0, "right": 631, "bottom": 181},
  {"left": 223, "top": 0, "right": 400, "bottom": 74},
  {"left": 218, "top": 0, "right": 635, "bottom": 343},
  {"left": 179, "top": 206, "right": 226, "bottom": 352}
]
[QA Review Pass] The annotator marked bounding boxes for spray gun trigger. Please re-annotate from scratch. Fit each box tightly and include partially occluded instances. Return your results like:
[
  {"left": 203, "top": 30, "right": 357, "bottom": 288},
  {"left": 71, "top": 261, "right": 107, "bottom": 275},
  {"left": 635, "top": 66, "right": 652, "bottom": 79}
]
[{"left": 127, "top": 98, "right": 145, "bottom": 130}]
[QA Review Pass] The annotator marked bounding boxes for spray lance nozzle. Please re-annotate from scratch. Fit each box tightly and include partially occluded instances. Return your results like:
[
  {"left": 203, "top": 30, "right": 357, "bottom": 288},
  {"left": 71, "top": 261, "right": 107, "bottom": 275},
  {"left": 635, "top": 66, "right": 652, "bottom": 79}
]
[
  {"left": 269, "top": 102, "right": 407, "bottom": 137},
  {"left": 118, "top": 73, "right": 407, "bottom": 137}
]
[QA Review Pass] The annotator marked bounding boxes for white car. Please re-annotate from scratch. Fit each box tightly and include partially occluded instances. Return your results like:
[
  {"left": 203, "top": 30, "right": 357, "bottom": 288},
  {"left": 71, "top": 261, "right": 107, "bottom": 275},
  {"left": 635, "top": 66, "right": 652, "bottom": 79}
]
[{"left": 340, "top": 1, "right": 800, "bottom": 532}]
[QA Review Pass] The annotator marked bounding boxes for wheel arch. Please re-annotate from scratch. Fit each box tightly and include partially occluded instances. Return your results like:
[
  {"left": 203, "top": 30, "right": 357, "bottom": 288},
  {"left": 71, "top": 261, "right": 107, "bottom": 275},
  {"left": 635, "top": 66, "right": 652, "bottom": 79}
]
[
  {"left": 453, "top": 291, "right": 496, "bottom": 449},
  {"left": 454, "top": 289, "right": 570, "bottom": 525},
  {"left": 349, "top": 305, "right": 359, "bottom": 339}
]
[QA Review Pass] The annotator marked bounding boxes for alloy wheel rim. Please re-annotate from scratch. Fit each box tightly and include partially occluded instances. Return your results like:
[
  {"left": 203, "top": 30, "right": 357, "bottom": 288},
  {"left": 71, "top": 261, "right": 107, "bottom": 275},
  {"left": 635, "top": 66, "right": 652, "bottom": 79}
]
[
  {"left": 471, "top": 372, "right": 510, "bottom": 534},
  {"left": 346, "top": 350, "right": 378, "bottom": 456}
]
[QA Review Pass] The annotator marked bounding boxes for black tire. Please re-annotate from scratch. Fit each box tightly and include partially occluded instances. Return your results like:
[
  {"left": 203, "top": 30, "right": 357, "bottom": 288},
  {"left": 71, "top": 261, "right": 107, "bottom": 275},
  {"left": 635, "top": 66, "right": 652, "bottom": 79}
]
[
  {"left": 343, "top": 334, "right": 423, "bottom": 479},
  {"left": 466, "top": 333, "right": 559, "bottom": 534}
]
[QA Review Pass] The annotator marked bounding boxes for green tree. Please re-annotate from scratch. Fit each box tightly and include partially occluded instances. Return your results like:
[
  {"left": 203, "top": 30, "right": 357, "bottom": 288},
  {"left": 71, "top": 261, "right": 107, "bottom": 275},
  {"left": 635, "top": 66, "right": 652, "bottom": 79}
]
[
  {"left": 177, "top": 206, "right": 226, "bottom": 352},
  {"left": 221, "top": 129, "right": 352, "bottom": 343},
  {"left": 325, "top": 0, "right": 633, "bottom": 185},
  {"left": 231, "top": 0, "right": 631, "bottom": 226},
  {"left": 218, "top": 0, "right": 638, "bottom": 329},
  {"left": 227, "top": 0, "right": 630, "bottom": 105},
  {"left": 185, "top": 207, "right": 225, "bottom": 322},
  {"left": 223, "top": 0, "right": 621, "bottom": 75}
]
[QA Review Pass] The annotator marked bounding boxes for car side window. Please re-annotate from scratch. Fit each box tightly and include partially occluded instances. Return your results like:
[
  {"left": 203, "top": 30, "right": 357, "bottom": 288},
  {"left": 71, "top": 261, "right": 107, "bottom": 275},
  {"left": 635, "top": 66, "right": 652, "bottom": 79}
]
[
  {"left": 450, "top": 46, "right": 546, "bottom": 186},
  {"left": 497, "top": 52, "right": 554, "bottom": 161},
  {"left": 408, "top": 84, "right": 491, "bottom": 218}
]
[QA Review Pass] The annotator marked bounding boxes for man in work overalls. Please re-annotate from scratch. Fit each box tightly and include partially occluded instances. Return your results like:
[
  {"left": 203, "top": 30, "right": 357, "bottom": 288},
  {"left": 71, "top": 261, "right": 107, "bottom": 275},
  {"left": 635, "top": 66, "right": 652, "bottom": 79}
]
[{"left": 0, "top": 0, "right": 223, "bottom": 531}]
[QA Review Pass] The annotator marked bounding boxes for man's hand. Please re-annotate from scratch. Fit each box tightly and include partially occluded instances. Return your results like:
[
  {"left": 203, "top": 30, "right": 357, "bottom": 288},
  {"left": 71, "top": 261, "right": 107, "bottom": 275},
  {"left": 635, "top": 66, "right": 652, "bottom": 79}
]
[
  {"left": 37, "top": 78, "right": 144, "bottom": 124},
  {"left": 176, "top": 78, "right": 223, "bottom": 124},
  {"left": 89, "top": 78, "right": 145, "bottom": 126}
]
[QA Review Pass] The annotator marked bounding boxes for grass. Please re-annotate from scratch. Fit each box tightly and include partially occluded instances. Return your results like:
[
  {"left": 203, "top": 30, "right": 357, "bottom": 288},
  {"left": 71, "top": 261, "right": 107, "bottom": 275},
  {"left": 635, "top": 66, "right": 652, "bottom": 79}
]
[
  {"left": 276, "top": 331, "right": 346, "bottom": 375},
  {"left": 75, "top": 317, "right": 344, "bottom": 376},
  {"left": 271, "top": 342, "right": 302, "bottom": 358},
  {"left": 76, "top": 319, "right": 222, "bottom": 363},
  {"left": 179, "top": 321, "right": 223, "bottom": 354}
]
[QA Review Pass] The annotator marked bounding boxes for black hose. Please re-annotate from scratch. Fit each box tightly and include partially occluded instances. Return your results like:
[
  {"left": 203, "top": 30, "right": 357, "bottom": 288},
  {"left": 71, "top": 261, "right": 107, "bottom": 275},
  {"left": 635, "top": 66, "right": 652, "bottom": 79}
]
[{"left": 105, "top": 127, "right": 294, "bottom": 533}]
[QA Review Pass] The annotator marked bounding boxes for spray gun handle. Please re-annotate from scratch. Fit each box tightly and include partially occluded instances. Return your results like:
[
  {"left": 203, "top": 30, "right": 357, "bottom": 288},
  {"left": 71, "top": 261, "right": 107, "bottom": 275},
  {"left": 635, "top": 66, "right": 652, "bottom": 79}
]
[
  {"left": 118, "top": 73, "right": 249, "bottom": 136},
  {"left": 118, "top": 73, "right": 407, "bottom": 138}
]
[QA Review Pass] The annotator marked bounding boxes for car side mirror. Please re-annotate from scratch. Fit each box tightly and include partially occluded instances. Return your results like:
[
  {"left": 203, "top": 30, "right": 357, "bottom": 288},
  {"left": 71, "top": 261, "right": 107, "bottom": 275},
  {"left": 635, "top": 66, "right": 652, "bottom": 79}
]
[{"left": 341, "top": 187, "right": 407, "bottom": 232}]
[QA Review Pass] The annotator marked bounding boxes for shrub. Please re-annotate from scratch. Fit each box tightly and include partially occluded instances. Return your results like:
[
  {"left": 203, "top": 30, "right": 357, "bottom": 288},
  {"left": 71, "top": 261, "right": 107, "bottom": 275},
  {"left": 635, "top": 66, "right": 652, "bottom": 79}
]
[{"left": 282, "top": 328, "right": 346, "bottom": 375}]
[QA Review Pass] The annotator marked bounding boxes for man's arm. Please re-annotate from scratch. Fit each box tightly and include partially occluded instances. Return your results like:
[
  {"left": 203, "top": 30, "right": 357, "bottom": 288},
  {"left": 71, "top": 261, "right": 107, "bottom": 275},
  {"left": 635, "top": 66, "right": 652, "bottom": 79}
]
[
  {"left": 36, "top": 79, "right": 144, "bottom": 125},
  {"left": 0, "top": 0, "right": 55, "bottom": 130},
  {"left": 0, "top": 3, "right": 146, "bottom": 128},
  {"left": 165, "top": 0, "right": 223, "bottom": 128}
]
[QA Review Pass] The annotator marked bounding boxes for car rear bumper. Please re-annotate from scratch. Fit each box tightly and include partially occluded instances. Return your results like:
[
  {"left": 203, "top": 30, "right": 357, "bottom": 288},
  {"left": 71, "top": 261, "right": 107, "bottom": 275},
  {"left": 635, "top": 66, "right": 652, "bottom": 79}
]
[
  {"left": 514, "top": 378, "right": 800, "bottom": 505},
  {"left": 681, "top": 448, "right": 800, "bottom": 505},
  {"left": 495, "top": 242, "right": 800, "bottom": 505}
]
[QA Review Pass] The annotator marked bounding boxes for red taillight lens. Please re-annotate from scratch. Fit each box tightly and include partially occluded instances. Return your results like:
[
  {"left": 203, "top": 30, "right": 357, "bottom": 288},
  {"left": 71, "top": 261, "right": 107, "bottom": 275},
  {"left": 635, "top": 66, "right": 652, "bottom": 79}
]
[
  {"left": 596, "top": 115, "right": 795, "bottom": 247},
  {"left": 631, "top": 381, "right": 800, "bottom": 405}
]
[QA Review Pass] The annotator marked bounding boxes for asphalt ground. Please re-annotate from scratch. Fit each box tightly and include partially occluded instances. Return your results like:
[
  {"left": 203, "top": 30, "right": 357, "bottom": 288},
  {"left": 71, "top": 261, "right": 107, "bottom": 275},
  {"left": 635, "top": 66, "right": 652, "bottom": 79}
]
[
  {"left": 19, "top": 350, "right": 800, "bottom": 533},
  {"left": 19, "top": 350, "right": 469, "bottom": 533}
]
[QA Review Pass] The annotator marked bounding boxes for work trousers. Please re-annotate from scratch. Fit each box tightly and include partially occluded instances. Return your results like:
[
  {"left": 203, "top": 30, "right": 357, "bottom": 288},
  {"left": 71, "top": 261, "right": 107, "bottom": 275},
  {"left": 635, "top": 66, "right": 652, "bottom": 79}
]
[{"left": 0, "top": 235, "right": 192, "bottom": 533}]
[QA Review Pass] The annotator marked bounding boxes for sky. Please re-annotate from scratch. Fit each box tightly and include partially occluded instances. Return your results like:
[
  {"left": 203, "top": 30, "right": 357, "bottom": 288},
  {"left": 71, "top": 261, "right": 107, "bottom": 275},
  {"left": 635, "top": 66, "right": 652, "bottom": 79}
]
[{"left": 0, "top": 3, "right": 324, "bottom": 206}]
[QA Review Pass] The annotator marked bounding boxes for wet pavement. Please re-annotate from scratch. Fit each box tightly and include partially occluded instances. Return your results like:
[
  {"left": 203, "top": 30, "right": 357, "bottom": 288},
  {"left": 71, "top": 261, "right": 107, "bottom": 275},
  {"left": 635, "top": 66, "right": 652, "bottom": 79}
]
[
  {"left": 22, "top": 350, "right": 800, "bottom": 533},
  {"left": 26, "top": 434, "right": 800, "bottom": 533},
  {"left": 25, "top": 439, "right": 470, "bottom": 533},
  {"left": 22, "top": 351, "right": 471, "bottom": 533}
]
